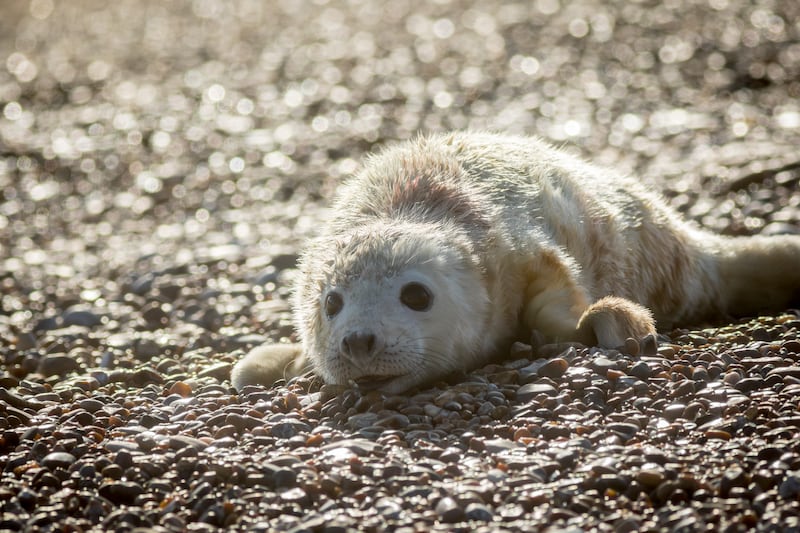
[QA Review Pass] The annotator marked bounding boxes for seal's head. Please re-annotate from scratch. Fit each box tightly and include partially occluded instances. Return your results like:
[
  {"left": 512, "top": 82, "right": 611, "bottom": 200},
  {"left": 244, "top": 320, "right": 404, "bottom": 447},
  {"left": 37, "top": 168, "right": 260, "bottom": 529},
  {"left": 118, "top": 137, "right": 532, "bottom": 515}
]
[{"left": 293, "top": 220, "right": 490, "bottom": 394}]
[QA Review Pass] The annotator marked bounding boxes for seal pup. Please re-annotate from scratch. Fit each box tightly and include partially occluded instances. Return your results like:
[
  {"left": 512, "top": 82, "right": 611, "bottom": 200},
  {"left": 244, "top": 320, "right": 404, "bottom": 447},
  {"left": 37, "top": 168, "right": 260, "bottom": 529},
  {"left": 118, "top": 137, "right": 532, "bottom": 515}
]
[{"left": 232, "top": 132, "right": 800, "bottom": 394}]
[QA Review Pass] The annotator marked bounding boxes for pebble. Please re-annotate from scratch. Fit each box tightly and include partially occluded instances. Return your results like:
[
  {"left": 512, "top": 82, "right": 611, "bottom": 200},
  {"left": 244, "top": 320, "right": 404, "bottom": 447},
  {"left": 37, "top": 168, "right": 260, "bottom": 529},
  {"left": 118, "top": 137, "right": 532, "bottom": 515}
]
[
  {"left": 720, "top": 466, "right": 748, "bottom": 496},
  {"left": 779, "top": 473, "right": 800, "bottom": 499},
  {"left": 465, "top": 502, "right": 493, "bottom": 522},
  {"left": 590, "top": 357, "right": 617, "bottom": 373},
  {"left": 197, "top": 363, "right": 232, "bottom": 380},
  {"left": 169, "top": 435, "right": 208, "bottom": 450},
  {"left": 606, "top": 423, "right": 640, "bottom": 441},
  {"left": 78, "top": 398, "right": 106, "bottom": 413},
  {"left": 734, "top": 377, "right": 764, "bottom": 393},
  {"left": 271, "top": 420, "right": 312, "bottom": 439},
  {"left": 538, "top": 358, "right": 569, "bottom": 379},
  {"left": 41, "top": 452, "right": 76, "bottom": 469},
  {"left": 623, "top": 338, "right": 640, "bottom": 356},
  {"left": 629, "top": 361, "right": 652, "bottom": 380},
  {"left": 98, "top": 481, "right": 145, "bottom": 505},
  {"left": 637, "top": 469, "right": 665, "bottom": 488},
  {"left": 435, "top": 496, "right": 464, "bottom": 523},
  {"left": 63, "top": 309, "right": 103, "bottom": 328},
  {"left": 0, "top": 388, "right": 45, "bottom": 410},
  {"left": 767, "top": 366, "right": 800, "bottom": 379},
  {"left": 375, "top": 497, "right": 403, "bottom": 519},
  {"left": 663, "top": 403, "right": 687, "bottom": 421},
  {"left": 516, "top": 382, "right": 557, "bottom": 402},
  {"left": 37, "top": 355, "right": 80, "bottom": 377}
]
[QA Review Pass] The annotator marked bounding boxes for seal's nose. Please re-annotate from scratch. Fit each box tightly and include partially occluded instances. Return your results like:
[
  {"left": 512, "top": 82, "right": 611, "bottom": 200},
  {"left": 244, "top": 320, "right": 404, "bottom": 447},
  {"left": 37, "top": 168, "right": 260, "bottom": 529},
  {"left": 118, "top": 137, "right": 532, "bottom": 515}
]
[{"left": 341, "top": 331, "right": 379, "bottom": 360}]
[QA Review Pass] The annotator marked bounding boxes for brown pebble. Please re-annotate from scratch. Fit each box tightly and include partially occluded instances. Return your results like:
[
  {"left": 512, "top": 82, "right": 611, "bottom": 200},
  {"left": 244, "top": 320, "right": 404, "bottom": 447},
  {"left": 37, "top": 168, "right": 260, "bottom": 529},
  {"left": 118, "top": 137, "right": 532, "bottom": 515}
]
[
  {"left": 538, "top": 358, "right": 568, "bottom": 379},
  {"left": 306, "top": 433, "right": 325, "bottom": 447},
  {"left": 169, "top": 381, "right": 193, "bottom": 397},
  {"left": 663, "top": 403, "right": 686, "bottom": 421},
  {"left": 657, "top": 345, "right": 676, "bottom": 358},
  {"left": 607, "top": 369, "right": 625, "bottom": 382},
  {"left": 723, "top": 371, "right": 742, "bottom": 385},
  {"left": 640, "top": 334, "right": 659, "bottom": 355},
  {"left": 624, "top": 337, "right": 640, "bottom": 356},
  {"left": 637, "top": 469, "right": 665, "bottom": 488},
  {"left": 214, "top": 425, "right": 238, "bottom": 439},
  {"left": 513, "top": 427, "right": 533, "bottom": 441},
  {"left": 705, "top": 430, "right": 731, "bottom": 440}
]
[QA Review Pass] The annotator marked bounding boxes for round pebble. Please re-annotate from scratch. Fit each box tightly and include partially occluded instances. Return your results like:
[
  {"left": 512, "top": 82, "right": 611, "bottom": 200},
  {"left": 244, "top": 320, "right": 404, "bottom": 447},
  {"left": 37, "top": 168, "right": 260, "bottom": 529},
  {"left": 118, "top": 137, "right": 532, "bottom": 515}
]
[{"left": 41, "top": 452, "right": 77, "bottom": 470}]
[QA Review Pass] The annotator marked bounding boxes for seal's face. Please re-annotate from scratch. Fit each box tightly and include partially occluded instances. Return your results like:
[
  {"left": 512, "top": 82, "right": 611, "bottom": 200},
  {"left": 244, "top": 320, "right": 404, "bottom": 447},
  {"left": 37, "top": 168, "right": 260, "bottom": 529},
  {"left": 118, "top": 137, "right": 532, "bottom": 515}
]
[{"left": 294, "top": 221, "right": 490, "bottom": 394}]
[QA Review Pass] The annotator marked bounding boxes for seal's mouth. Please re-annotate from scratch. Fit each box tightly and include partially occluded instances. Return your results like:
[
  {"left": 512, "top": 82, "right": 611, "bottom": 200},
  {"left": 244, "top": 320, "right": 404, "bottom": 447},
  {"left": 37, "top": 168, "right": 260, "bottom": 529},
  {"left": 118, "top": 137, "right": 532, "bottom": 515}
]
[{"left": 352, "top": 375, "right": 401, "bottom": 391}]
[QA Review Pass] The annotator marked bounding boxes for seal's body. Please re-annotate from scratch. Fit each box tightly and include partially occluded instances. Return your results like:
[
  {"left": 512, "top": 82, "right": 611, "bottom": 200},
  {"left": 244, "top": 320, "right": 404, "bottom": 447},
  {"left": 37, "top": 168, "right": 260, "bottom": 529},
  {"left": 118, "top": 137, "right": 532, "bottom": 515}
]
[{"left": 232, "top": 132, "right": 800, "bottom": 393}]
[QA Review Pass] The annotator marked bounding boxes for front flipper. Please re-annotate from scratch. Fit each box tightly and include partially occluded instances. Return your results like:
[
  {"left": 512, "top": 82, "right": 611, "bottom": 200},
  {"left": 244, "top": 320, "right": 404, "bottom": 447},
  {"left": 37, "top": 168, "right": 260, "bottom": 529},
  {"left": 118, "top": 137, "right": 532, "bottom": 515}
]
[
  {"left": 575, "top": 296, "right": 656, "bottom": 348},
  {"left": 231, "top": 343, "right": 306, "bottom": 391},
  {"left": 521, "top": 251, "right": 656, "bottom": 348}
]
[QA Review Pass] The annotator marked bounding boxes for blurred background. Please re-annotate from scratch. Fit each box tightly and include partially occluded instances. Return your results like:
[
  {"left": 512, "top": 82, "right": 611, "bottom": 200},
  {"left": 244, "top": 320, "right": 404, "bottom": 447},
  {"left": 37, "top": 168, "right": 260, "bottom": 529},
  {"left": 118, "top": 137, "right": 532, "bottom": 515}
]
[{"left": 0, "top": 0, "right": 799, "bottom": 335}]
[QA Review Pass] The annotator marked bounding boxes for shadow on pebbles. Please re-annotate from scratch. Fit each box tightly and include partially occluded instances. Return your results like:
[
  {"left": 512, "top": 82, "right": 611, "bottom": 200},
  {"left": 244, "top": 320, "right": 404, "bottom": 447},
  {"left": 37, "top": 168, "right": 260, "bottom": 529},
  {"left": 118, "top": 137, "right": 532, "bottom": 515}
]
[{"left": 2, "top": 315, "right": 800, "bottom": 531}]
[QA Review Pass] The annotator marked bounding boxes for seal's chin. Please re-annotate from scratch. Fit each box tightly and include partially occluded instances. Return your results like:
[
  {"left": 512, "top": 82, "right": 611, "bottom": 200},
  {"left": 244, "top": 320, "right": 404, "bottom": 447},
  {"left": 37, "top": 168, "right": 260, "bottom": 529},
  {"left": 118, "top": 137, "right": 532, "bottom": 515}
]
[{"left": 352, "top": 374, "right": 405, "bottom": 392}]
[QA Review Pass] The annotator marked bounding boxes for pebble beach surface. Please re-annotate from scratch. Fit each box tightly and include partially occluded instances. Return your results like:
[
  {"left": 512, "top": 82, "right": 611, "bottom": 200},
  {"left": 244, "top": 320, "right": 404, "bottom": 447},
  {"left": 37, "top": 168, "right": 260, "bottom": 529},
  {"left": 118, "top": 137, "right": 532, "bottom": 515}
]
[{"left": 2, "top": 0, "right": 800, "bottom": 531}]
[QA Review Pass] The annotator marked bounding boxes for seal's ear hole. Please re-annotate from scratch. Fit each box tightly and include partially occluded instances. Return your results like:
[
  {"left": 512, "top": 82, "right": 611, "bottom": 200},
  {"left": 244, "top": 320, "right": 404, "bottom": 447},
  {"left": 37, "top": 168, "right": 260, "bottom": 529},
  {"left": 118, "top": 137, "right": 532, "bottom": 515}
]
[
  {"left": 324, "top": 291, "right": 344, "bottom": 319},
  {"left": 400, "top": 282, "right": 433, "bottom": 312}
]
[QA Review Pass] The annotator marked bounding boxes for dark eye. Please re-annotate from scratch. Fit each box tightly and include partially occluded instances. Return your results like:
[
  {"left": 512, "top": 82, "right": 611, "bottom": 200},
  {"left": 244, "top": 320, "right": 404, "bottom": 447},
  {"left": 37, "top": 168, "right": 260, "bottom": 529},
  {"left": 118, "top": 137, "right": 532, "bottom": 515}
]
[
  {"left": 324, "top": 292, "right": 343, "bottom": 318},
  {"left": 400, "top": 282, "right": 433, "bottom": 311}
]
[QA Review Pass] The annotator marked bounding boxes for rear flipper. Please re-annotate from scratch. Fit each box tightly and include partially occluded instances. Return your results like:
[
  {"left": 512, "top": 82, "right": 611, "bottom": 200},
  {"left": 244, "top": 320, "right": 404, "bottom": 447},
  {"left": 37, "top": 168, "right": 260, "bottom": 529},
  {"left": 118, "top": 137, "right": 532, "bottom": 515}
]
[
  {"left": 575, "top": 296, "right": 656, "bottom": 348},
  {"left": 714, "top": 234, "right": 800, "bottom": 318},
  {"left": 522, "top": 251, "right": 657, "bottom": 349},
  {"left": 231, "top": 343, "right": 306, "bottom": 391}
]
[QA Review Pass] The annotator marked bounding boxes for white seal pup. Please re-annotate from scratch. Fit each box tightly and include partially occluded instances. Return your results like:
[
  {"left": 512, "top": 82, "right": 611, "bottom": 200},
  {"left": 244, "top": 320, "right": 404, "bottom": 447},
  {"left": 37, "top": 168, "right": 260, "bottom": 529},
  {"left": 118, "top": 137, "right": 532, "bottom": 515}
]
[{"left": 231, "top": 132, "right": 800, "bottom": 394}]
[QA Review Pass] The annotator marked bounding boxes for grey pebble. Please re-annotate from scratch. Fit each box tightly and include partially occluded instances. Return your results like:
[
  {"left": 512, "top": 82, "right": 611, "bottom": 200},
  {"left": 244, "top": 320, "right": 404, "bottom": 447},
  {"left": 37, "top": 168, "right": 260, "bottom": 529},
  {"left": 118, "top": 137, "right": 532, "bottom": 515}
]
[
  {"left": 516, "top": 382, "right": 557, "bottom": 402},
  {"left": 767, "top": 366, "right": 800, "bottom": 379},
  {"left": 465, "top": 502, "right": 494, "bottom": 522},
  {"left": 435, "top": 496, "right": 464, "bottom": 523},
  {"left": 63, "top": 308, "right": 103, "bottom": 328},
  {"left": 279, "top": 487, "right": 308, "bottom": 504},
  {"left": 104, "top": 440, "right": 141, "bottom": 453},
  {"left": 375, "top": 496, "right": 403, "bottom": 519},
  {"left": 78, "top": 398, "right": 106, "bottom": 413},
  {"left": 606, "top": 423, "right": 640, "bottom": 441},
  {"left": 321, "top": 438, "right": 381, "bottom": 456},
  {"left": 169, "top": 435, "right": 208, "bottom": 450},
  {"left": 483, "top": 438, "right": 519, "bottom": 453},
  {"left": 41, "top": 451, "right": 77, "bottom": 469},
  {"left": 271, "top": 420, "right": 312, "bottom": 439},
  {"left": 734, "top": 376, "right": 764, "bottom": 393},
  {"left": 663, "top": 403, "right": 687, "bottom": 421},
  {"left": 590, "top": 356, "right": 617, "bottom": 373},
  {"left": 629, "top": 361, "right": 652, "bottom": 380},
  {"left": 720, "top": 466, "right": 747, "bottom": 496},
  {"left": 14, "top": 332, "right": 37, "bottom": 350},
  {"left": 37, "top": 354, "right": 80, "bottom": 376},
  {"left": 98, "top": 481, "right": 145, "bottom": 504},
  {"left": 0, "top": 388, "right": 45, "bottom": 410},
  {"left": 197, "top": 362, "right": 232, "bottom": 380},
  {"left": 779, "top": 472, "right": 800, "bottom": 499}
]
